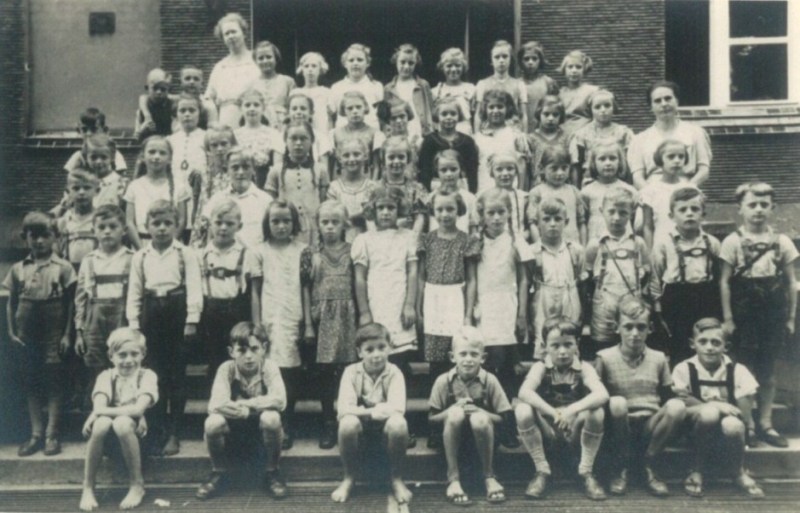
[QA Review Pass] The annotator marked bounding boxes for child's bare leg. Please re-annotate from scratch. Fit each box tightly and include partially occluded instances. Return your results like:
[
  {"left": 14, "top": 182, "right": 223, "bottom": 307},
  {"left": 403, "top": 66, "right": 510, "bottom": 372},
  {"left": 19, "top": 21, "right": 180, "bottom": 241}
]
[
  {"left": 204, "top": 414, "right": 229, "bottom": 472},
  {"left": 80, "top": 416, "right": 112, "bottom": 511},
  {"left": 644, "top": 398, "right": 686, "bottom": 459},
  {"left": 260, "top": 411, "right": 283, "bottom": 471},
  {"left": 738, "top": 396, "right": 756, "bottom": 432},
  {"left": 720, "top": 415, "right": 746, "bottom": 474},
  {"left": 574, "top": 407, "right": 604, "bottom": 475},
  {"left": 515, "top": 403, "right": 551, "bottom": 475},
  {"left": 331, "top": 415, "right": 361, "bottom": 502},
  {"left": 443, "top": 407, "right": 466, "bottom": 486},
  {"left": 384, "top": 414, "right": 412, "bottom": 504},
  {"left": 689, "top": 404, "right": 720, "bottom": 470},
  {"left": 469, "top": 411, "right": 495, "bottom": 479},
  {"left": 112, "top": 416, "right": 145, "bottom": 510}
]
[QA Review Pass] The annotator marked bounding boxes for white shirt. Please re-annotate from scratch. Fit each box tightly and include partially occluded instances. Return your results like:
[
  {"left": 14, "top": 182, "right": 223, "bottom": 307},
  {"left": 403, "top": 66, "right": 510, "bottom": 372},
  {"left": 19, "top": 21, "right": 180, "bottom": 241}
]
[{"left": 203, "top": 184, "right": 273, "bottom": 249}]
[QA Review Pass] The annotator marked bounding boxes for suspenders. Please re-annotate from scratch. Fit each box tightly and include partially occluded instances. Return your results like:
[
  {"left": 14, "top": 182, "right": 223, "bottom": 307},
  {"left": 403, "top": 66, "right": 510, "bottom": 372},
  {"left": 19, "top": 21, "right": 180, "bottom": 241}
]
[
  {"left": 598, "top": 234, "right": 640, "bottom": 294},
  {"left": 532, "top": 242, "right": 582, "bottom": 285},
  {"left": 356, "top": 370, "right": 389, "bottom": 407},
  {"left": 139, "top": 245, "right": 186, "bottom": 290},
  {"left": 202, "top": 247, "right": 247, "bottom": 295},
  {"left": 87, "top": 253, "right": 131, "bottom": 299},
  {"left": 671, "top": 233, "right": 713, "bottom": 283},
  {"left": 446, "top": 375, "right": 489, "bottom": 409},
  {"left": 110, "top": 369, "right": 145, "bottom": 406},
  {"left": 688, "top": 362, "right": 736, "bottom": 405},
  {"left": 62, "top": 212, "right": 98, "bottom": 262},
  {"left": 735, "top": 229, "right": 782, "bottom": 278}
]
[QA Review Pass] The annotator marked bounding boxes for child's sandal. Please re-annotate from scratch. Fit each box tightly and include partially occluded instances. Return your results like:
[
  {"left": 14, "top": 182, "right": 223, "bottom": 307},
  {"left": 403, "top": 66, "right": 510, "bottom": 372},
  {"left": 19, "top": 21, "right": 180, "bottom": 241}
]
[{"left": 683, "top": 471, "right": 703, "bottom": 498}]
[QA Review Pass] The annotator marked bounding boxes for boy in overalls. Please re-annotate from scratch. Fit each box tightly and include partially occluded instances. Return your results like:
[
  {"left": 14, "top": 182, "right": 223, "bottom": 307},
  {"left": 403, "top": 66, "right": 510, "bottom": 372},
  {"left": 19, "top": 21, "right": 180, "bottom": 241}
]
[{"left": 58, "top": 168, "right": 99, "bottom": 272}]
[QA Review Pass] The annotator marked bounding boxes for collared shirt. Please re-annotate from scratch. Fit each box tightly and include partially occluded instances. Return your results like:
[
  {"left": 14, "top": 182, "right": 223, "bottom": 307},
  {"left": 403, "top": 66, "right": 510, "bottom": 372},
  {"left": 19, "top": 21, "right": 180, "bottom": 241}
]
[
  {"left": 650, "top": 229, "right": 720, "bottom": 299},
  {"left": 207, "top": 358, "right": 286, "bottom": 414},
  {"left": 92, "top": 367, "right": 158, "bottom": 408},
  {"left": 672, "top": 354, "right": 758, "bottom": 402},
  {"left": 168, "top": 129, "right": 207, "bottom": 189},
  {"left": 527, "top": 183, "right": 586, "bottom": 243},
  {"left": 202, "top": 184, "right": 273, "bottom": 249},
  {"left": 126, "top": 241, "right": 203, "bottom": 329},
  {"left": 533, "top": 240, "right": 586, "bottom": 286},
  {"left": 337, "top": 362, "right": 406, "bottom": 420},
  {"left": 200, "top": 242, "right": 251, "bottom": 299},
  {"left": 58, "top": 209, "right": 97, "bottom": 265},
  {"left": 719, "top": 227, "right": 799, "bottom": 278},
  {"left": 75, "top": 247, "right": 134, "bottom": 330},
  {"left": 429, "top": 367, "right": 511, "bottom": 414},
  {"left": 640, "top": 180, "right": 696, "bottom": 244},
  {"left": 2, "top": 253, "right": 76, "bottom": 301},
  {"left": 595, "top": 346, "right": 672, "bottom": 415},
  {"left": 520, "top": 355, "right": 603, "bottom": 399}
]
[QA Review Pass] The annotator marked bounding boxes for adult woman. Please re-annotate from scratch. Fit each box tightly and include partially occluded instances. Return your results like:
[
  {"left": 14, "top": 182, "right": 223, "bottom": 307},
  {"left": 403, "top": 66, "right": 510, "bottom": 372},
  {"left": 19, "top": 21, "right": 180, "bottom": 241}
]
[
  {"left": 627, "top": 81, "right": 712, "bottom": 189},
  {"left": 205, "top": 13, "right": 261, "bottom": 127}
]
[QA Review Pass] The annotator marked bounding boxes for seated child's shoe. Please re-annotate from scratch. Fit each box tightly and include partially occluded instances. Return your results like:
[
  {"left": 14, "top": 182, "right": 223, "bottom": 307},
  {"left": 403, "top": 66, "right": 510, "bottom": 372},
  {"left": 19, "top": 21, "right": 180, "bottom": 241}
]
[
  {"left": 17, "top": 436, "right": 44, "bottom": 457},
  {"left": 264, "top": 470, "right": 288, "bottom": 499},
  {"left": 426, "top": 432, "right": 443, "bottom": 450},
  {"left": 746, "top": 427, "right": 761, "bottom": 449},
  {"left": 407, "top": 433, "right": 417, "bottom": 449},
  {"left": 683, "top": 470, "right": 703, "bottom": 498},
  {"left": 43, "top": 437, "right": 61, "bottom": 456},
  {"left": 734, "top": 471, "right": 765, "bottom": 499},
  {"left": 281, "top": 431, "right": 294, "bottom": 451},
  {"left": 609, "top": 469, "right": 628, "bottom": 496},
  {"left": 644, "top": 465, "right": 669, "bottom": 497},
  {"left": 499, "top": 430, "right": 521, "bottom": 449},
  {"left": 758, "top": 427, "right": 788, "bottom": 448},
  {"left": 196, "top": 471, "right": 228, "bottom": 500},
  {"left": 581, "top": 473, "right": 606, "bottom": 501},
  {"left": 524, "top": 472, "right": 549, "bottom": 499},
  {"left": 319, "top": 422, "right": 337, "bottom": 450}
]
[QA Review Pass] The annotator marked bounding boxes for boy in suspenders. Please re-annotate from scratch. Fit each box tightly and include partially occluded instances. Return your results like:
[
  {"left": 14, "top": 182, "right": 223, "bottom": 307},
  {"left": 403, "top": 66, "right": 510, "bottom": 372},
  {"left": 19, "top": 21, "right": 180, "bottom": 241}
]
[{"left": 58, "top": 169, "right": 100, "bottom": 272}]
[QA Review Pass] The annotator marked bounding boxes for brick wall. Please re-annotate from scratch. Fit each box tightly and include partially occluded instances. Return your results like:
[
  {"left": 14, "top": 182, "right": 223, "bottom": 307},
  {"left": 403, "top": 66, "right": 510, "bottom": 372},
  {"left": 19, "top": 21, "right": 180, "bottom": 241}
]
[{"left": 0, "top": 0, "right": 27, "bottom": 214}]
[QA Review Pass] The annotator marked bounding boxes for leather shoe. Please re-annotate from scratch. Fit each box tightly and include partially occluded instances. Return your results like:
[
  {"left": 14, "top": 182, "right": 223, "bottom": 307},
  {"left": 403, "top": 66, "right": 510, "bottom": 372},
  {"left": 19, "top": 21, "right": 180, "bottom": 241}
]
[
  {"left": 645, "top": 465, "right": 669, "bottom": 497},
  {"left": 43, "top": 437, "right": 61, "bottom": 456},
  {"left": 609, "top": 469, "right": 628, "bottom": 495},
  {"left": 196, "top": 472, "right": 227, "bottom": 500},
  {"left": 18, "top": 437, "right": 44, "bottom": 457},
  {"left": 582, "top": 473, "right": 606, "bottom": 501},
  {"left": 264, "top": 470, "right": 288, "bottom": 499},
  {"left": 759, "top": 427, "right": 788, "bottom": 448},
  {"left": 525, "top": 472, "right": 548, "bottom": 499},
  {"left": 281, "top": 431, "right": 294, "bottom": 450},
  {"left": 319, "top": 422, "right": 337, "bottom": 450}
]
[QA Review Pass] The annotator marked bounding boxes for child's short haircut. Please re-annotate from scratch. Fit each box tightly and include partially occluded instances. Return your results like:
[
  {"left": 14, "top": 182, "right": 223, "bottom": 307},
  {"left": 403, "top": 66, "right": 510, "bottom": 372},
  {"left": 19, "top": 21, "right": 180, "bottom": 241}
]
[
  {"left": 539, "top": 144, "right": 570, "bottom": 169},
  {"left": 517, "top": 41, "right": 549, "bottom": 70},
  {"left": 432, "top": 97, "right": 467, "bottom": 123},
  {"left": 602, "top": 186, "right": 636, "bottom": 209},
  {"left": 225, "top": 145, "right": 257, "bottom": 170},
  {"left": 214, "top": 12, "right": 248, "bottom": 41},
  {"left": 433, "top": 148, "right": 463, "bottom": 172},
  {"left": 336, "top": 137, "right": 369, "bottom": 158},
  {"left": 296, "top": 52, "right": 329, "bottom": 75},
  {"left": 355, "top": 322, "right": 390, "bottom": 348},
  {"left": 377, "top": 96, "right": 415, "bottom": 126},
  {"left": 480, "top": 89, "right": 518, "bottom": 120},
  {"left": 262, "top": 199, "right": 301, "bottom": 240},
  {"left": 587, "top": 89, "right": 619, "bottom": 115},
  {"left": 534, "top": 94, "right": 566, "bottom": 124},
  {"left": 93, "top": 204, "right": 126, "bottom": 225},
  {"left": 452, "top": 325, "right": 485, "bottom": 351},
  {"left": 21, "top": 211, "right": 58, "bottom": 237},
  {"left": 287, "top": 90, "right": 315, "bottom": 115},
  {"left": 488, "top": 151, "right": 519, "bottom": 174},
  {"left": 538, "top": 196, "right": 569, "bottom": 220},
  {"left": 172, "top": 91, "right": 203, "bottom": 117},
  {"left": 339, "top": 90, "right": 370, "bottom": 116},
  {"left": 391, "top": 43, "right": 422, "bottom": 66},
  {"left": 82, "top": 133, "right": 117, "bottom": 163},
  {"left": 229, "top": 321, "right": 269, "bottom": 350},
  {"left": 653, "top": 139, "right": 688, "bottom": 167},
  {"left": 476, "top": 188, "right": 512, "bottom": 221},
  {"left": 669, "top": 186, "right": 705, "bottom": 212},
  {"left": 588, "top": 141, "right": 626, "bottom": 180},
  {"left": 363, "top": 186, "right": 410, "bottom": 220},
  {"left": 146, "top": 199, "right": 180, "bottom": 224},
  {"left": 381, "top": 135, "right": 414, "bottom": 163},
  {"left": 67, "top": 168, "right": 100, "bottom": 187},
  {"left": 428, "top": 189, "right": 467, "bottom": 217},
  {"left": 692, "top": 317, "right": 724, "bottom": 339},
  {"left": 541, "top": 316, "right": 581, "bottom": 344},
  {"left": 734, "top": 181, "right": 775, "bottom": 204},
  {"left": 204, "top": 123, "right": 237, "bottom": 150},
  {"left": 254, "top": 40, "right": 282, "bottom": 64},
  {"left": 437, "top": 48, "right": 468, "bottom": 73},
  {"left": 107, "top": 327, "right": 146, "bottom": 356},
  {"left": 209, "top": 199, "right": 242, "bottom": 222},
  {"left": 492, "top": 39, "right": 514, "bottom": 55},
  {"left": 341, "top": 43, "right": 372, "bottom": 67},
  {"left": 615, "top": 295, "right": 651, "bottom": 323},
  {"left": 79, "top": 107, "right": 107, "bottom": 130},
  {"left": 558, "top": 50, "right": 593, "bottom": 75}
]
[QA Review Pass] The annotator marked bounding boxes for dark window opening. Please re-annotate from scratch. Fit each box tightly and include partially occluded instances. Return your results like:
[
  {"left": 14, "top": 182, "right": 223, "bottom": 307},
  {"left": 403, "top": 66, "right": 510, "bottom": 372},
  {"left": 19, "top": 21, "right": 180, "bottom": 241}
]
[
  {"left": 730, "top": 44, "right": 788, "bottom": 102},
  {"left": 665, "top": 0, "right": 709, "bottom": 107}
]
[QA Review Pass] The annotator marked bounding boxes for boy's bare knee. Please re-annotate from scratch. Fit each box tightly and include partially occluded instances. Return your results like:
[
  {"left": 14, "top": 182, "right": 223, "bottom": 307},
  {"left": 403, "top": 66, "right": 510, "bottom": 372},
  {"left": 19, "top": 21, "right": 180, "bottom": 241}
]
[
  {"left": 91, "top": 416, "right": 113, "bottom": 437},
  {"left": 445, "top": 406, "right": 466, "bottom": 426},
  {"left": 384, "top": 415, "right": 408, "bottom": 437},
  {"left": 695, "top": 404, "right": 721, "bottom": 426},
  {"left": 515, "top": 403, "right": 534, "bottom": 425},
  {"left": 338, "top": 415, "right": 362, "bottom": 437},
  {"left": 111, "top": 416, "right": 136, "bottom": 436},
  {"left": 259, "top": 410, "right": 281, "bottom": 431},
  {"left": 720, "top": 415, "right": 745, "bottom": 438},
  {"left": 586, "top": 406, "right": 605, "bottom": 425},
  {"left": 468, "top": 411, "right": 492, "bottom": 432},
  {"left": 204, "top": 414, "right": 228, "bottom": 436},
  {"left": 664, "top": 398, "right": 686, "bottom": 421},
  {"left": 609, "top": 396, "right": 628, "bottom": 418}
]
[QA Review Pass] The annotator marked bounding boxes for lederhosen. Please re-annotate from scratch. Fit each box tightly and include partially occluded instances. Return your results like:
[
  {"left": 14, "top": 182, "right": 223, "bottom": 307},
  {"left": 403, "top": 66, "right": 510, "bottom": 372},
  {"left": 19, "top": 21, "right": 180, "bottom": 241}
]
[
  {"left": 687, "top": 362, "right": 736, "bottom": 406},
  {"left": 103, "top": 370, "right": 146, "bottom": 458},
  {"left": 226, "top": 366, "right": 269, "bottom": 454},
  {"left": 538, "top": 366, "right": 588, "bottom": 408},
  {"left": 200, "top": 248, "right": 250, "bottom": 379},
  {"left": 729, "top": 230, "right": 786, "bottom": 383},
  {"left": 83, "top": 255, "right": 131, "bottom": 369},
  {"left": 445, "top": 375, "right": 494, "bottom": 455},
  {"left": 661, "top": 233, "right": 721, "bottom": 365},
  {"left": 62, "top": 224, "right": 98, "bottom": 272}
]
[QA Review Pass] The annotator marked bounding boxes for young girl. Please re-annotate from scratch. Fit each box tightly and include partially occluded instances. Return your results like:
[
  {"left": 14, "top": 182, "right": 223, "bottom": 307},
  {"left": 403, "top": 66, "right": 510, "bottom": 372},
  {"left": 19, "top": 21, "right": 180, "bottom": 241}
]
[
  {"left": 432, "top": 48, "right": 474, "bottom": 135},
  {"left": 330, "top": 91, "right": 385, "bottom": 179},
  {"left": 234, "top": 88, "right": 283, "bottom": 189},
  {"left": 251, "top": 200, "right": 307, "bottom": 449},
  {"left": 581, "top": 142, "right": 639, "bottom": 242},
  {"left": 527, "top": 146, "right": 587, "bottom": 245},
  {"left": 265, "top": 121, "right": 329, "bottom": 246},
  {"left": 427, "top": 149, "right": 477, "bottom": 233},
  {"left": 417, "top": 190, "right": 480, "bottom": 383},
  {"left": 474, "top": 40, "right": 528, "bottom": 132},
  {"left": 123, "top": 136, "right": 190, "bottom": 249},
  {"left": 518, "top": 41, "right": 559, "bottom": 134},
  {"left": 286, "top": 91, "right": 333, "bottom": 170},
  {"left": 418, "top": 98, "right": 479, "bottom": 192},
  {"left": 558, "top": 50, "right": 600, "bottom": 137},
  {"left": 296, "top": 52, "right": 334, "bottom": 137},
  {"left": 79, "top": 328, "right": 156, "bottom": 512},
  {"left": 474, "top": 188, "right": 529, "bottom": 401},
  {"left": 329, "top": 43, "right": 384, "bottom": 129},
  {"left": 384, "top": 44, "right": 434, "bottom": 138},
  {"left": 473, "top": 89, "right": 528, "bottom": 192},
  {"left": 326, "top": 138, "right": 377, "bottom": 242},
  {"left": 168, "top": 93, "right": 207, "bottom": 228},
  {"left": 300, "top": 200, "right": 358, "bottom": 449},
  {"left": 527, "top": 95, "right": 570, "bottom": 186},
  {"left": 190, "top": 125, "right": 238, "bottom": 247},
  {"left": 378, "top": 97, "right": 422, "bottom": 153},
  {"left": 379, "top": 136, "right": 427, "bottom": 235},
  {"left": 641, "top": 139, "right": 693, "bottom": 247},
  {"left": 569, "top": 89, "right": 635, "bottom": 186},
  {"left": 488, "top": 152, "right": 531, "bottom": 242},
  {"left": 253, "top": 41, "right": 296, "bottom": 128}
]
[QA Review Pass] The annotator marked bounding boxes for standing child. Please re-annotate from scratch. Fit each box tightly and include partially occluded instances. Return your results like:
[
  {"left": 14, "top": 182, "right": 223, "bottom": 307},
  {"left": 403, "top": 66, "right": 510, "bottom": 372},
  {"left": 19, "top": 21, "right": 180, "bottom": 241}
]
[
  {"left": 651, "top": 187, "right": 721, "bottom": 366},
  {"left": 518, "top": 41, "right": 559, "bottom": 134},
  {"left": 79, "top": 328, "right": 156, "bottom": 512},
  {"left": 527, "top": 146, "right": 587, "bottom": 244},
  {"left": 286, "top": 91, "right": 333, "bottom": 170},
  {"left": 429, "top": 326, "right": 511, "bottom": 505},
  {"left": 418, "top": 98, "right": 479, "bottom": 192},
  {"left": 640, "top": 139, "right": 694, "bottom": 248},
  {"left": 135, "top": 68, "right": 174, "bottom": 142},
  {"left": 64, "top": 108, "right": 128, "bottom": 174},
  {"left": 253, "top": 41, "right": 296, "bottom": 128},
  {"left": 474, "top": 40, "right": 528, "bottom": 132},
  {"left": 580, "top": 142, "right": 638, "bottom": 242},
  {"left": 384, "top": 44, "right": 434, "bottom": 138},
  {"left": 378, "top": 136, "right": 428, "bottom": 235},
  {"left": 330, "top": 91, "right": 385, "bottom": 179},
  {"left": 167, "top": 92, "right": 207, "bottom": 230},
  {"left": 584, "top": 188, "right": 650, "bottom": 358},
  {"left": 177, "top": 66, "right": 218, "bottom": 128},
  {"left": 720, "top": 182, "right": 798, "bottom": 447},
  {"left": 266, "top": 121, "right": 330, "bottom": 245},
  {"left": 329, "top": 43, "right": 384, "bottom": 130},
  {"left": 126, "top": 200, "right": 203, "bottom": 456},
  {"left": 473, "top": 89, "right": 528, "bottom": 192},
  {"left": 527, "top": 95, "right": 570, "bottom": 186},
  {"left": 250, "top": 200, "right": 307, "bottom": 449},
  {"left": 296, "top": 52, "right": 334, "bottom": 138},
  {"left": 427, "top": 150, "right": 478, "bottom": 234},
  {"left": 4, "top": 212, "right": 76, "bottom": 457},
  {"left": 301, "top": 201, "right": 359, "bottom": 449},
  {"left": 516, "top": 318, "right": 608, "bottom": 501},
  {"left": 195, "top": 322, "right": 288, "bottom": 501},
  {"left": 557, "top": 51, "right": 599, "bottom": 137},
  {"left": 331, "top": 323, "right": 412, "bottom": 505},
  {"left": 234, "top": 88, "right": 284, "bottom": 189},
  {"left": 58, "top": 169, "right": 99, "bottom": 270},
  {"left": 326, "top": 139, "right": 377, "bottom": 242},
  {"left": 672, "top": 318, "right": 765, "bottom": 499},
  {"left": 83, "top": 134, "right": 127, "bottom": 209},
  {"left": 432, "top": 48, "right": 475, "bottom": 135},
  {"left": 488, "top": 152, "right": 530, "bottom": 240}
]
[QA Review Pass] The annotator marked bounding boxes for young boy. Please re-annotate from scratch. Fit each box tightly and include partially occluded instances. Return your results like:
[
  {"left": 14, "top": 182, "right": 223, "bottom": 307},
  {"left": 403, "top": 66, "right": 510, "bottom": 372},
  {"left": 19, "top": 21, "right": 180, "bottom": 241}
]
[
  {"left": 516, "top": 317, "right": 609, "bottom": 501},
  {"left": 135, "top": 68, "right": 175, "bottom": 142},
  {"left": 199, "top": 201, "right": 253, "bottom": 381},
  {"left": 720, "top": 182, "right": 797, "bottom": 447},
  {"left": 595, "top": 296, "right": 686, "bottom": 496},
  {"left": 429, "top": 326, "right": 511, "bottom": 506},
  {"left": 672, "top": 318, "right": 764, "bottom": 499},
  {"left": 4, "top": 212, "right": 77, "bottom": 456},
  {"left": 64, "top": 108, "right": 128, "bottom": 174},
  {"left": 332, "top": 323, "right": 412, "bottom": 505},
  {"left": 178, "top": 66, "right": 218, "bottom": 128},
  {"left": 196, "top": 322, "right": 287, "bottom": 501},
  {"left": 651, "top": 187, "right": 721, "bottom": 365},
  {"left": 126, "top": 200, "right": 203, "bottom": 456},
  {"left": 584, "top": 187, "right": 650, "bottom": 359},
  {"left": 79, "top": 328, "right": 157, "bottom": 512},
  {"left": 58, "top": 169, "right": 99, "bottom": 271},
  {"left": 75, "top": 205, "right": 134, "bottom": 387}
]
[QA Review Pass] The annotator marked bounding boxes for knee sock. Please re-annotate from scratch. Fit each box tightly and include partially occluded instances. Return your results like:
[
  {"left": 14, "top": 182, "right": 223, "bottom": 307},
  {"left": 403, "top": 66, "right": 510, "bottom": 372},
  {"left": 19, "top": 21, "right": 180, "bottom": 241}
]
[
  {"left": 262, "top": 428, "right": 282, "bottom": 471},
  {"left": 518, "top": 424, "right": 550, "bottom": 475},
  {"left": 577, "top": 428, "right": 604, "bottom": 476}
]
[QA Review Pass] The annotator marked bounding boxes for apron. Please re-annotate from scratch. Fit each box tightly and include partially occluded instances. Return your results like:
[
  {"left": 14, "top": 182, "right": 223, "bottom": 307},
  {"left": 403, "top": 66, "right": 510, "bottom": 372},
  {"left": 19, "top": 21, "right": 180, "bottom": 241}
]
[{"left": 423, "top": 282, "right": 465, "bottom": 337}]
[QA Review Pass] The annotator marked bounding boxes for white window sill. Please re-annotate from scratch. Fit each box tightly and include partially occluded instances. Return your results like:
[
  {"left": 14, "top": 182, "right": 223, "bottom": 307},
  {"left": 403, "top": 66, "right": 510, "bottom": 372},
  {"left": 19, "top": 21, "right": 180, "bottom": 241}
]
[{"left": 678, "top": 105, "right": 800, "bottom": 134}]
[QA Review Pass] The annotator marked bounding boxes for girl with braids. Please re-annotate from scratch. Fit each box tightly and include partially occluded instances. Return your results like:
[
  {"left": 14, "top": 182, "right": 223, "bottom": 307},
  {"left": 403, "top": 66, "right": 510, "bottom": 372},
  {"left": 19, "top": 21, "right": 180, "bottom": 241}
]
[
  {"left": 123, "top": 136, "right": 190, "bottom": 249},
  {"left": 190, "top": 125, "right": 238, "bottom": 247}
]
